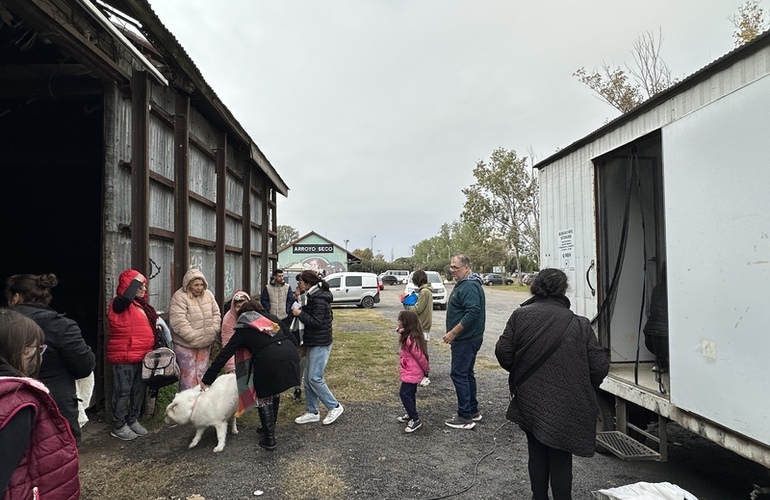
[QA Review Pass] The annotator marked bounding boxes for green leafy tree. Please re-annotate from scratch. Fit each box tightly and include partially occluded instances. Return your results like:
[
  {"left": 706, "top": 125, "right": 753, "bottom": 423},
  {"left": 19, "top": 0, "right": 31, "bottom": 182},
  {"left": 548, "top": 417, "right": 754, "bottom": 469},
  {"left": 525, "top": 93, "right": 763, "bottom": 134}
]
[
  {"left": 731, "top": 0, "right": 769, "bottom": 46},
  {"left": 277, "top": 225, "right": 299, "bottom": 249},
  {"left": 574, "top": 29, "right": 675, "bottom": 113},
  {"left": 461, "top": 148, "right": 539, "bottom": 282}
]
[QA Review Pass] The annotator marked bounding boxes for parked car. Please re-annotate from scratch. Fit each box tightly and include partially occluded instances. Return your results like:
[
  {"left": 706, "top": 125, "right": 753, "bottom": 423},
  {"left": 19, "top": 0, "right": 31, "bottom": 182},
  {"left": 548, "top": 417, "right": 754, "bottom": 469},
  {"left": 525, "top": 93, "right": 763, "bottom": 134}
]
[
  {"left": 324, "top": 272, "right": 381, "bottom": 308},
  {"left": 380, "top": 275, "right": 401, "bottom": 286},
  {"left": 403, "top": 271, "right": 448, "bottom": 310},
  {"left": 482, "top": 273, "right": 514, "bottom": 286},
  {"left": 522, "top": 272, "right": 538, "bottom": 285},
  {"left": 377, "top": 275, "right": 384, "bottom": 291}
]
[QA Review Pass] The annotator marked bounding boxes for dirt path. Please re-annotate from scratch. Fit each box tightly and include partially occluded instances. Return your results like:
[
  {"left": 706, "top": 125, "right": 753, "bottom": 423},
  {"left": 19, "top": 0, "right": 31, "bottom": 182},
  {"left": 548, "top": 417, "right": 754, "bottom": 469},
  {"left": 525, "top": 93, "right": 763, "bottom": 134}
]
[{"left": 78, "top": 286, "right": 769, "bottom": 499}]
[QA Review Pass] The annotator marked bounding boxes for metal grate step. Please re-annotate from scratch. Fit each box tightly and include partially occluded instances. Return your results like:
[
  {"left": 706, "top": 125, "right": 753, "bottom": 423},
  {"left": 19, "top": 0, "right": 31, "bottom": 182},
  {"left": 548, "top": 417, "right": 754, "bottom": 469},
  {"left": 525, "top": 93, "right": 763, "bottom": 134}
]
[{"left": 596, "top": 431, "right": 660, "bottom": 461}]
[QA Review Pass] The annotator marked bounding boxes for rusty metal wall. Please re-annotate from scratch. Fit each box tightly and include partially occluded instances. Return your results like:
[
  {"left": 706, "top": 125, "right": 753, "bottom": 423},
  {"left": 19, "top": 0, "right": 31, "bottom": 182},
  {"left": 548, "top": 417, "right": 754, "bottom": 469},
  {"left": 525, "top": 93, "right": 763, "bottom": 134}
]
[
  {"left": 148, "top": 238, "right": 174, "bottom": 313},
  {"left": 189, "top": 245, "right": 217, "bottom": 288}
]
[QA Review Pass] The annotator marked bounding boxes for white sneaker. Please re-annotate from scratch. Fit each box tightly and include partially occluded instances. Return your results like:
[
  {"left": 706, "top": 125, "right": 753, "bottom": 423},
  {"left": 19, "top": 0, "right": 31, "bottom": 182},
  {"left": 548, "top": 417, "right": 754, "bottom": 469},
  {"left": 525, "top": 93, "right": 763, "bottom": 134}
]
[
  {"left": 322, "top": 404, "right": 344, "bottom": 425},
  {"left": 294, "top": 412, "right": 320, "bottom": 424},
  {"left": 419, "top": 376, "right": 431, "bottom": 387}
]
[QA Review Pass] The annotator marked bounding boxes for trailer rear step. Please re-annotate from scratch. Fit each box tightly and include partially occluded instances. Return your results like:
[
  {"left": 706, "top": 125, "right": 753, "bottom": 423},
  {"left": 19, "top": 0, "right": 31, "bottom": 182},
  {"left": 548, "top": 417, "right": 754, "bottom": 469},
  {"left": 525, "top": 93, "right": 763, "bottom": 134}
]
[{"left": 597, "top": 431, "right": 660, "bottom": 460}]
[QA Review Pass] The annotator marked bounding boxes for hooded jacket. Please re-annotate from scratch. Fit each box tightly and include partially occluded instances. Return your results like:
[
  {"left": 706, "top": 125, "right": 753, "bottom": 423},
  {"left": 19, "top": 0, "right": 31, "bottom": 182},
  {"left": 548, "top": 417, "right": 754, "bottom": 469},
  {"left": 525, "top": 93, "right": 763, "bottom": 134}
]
[
  {"left": 220, "top": 290, "right": 251, "bottom": 372},
  {"left": 260, "top": 280, "right": 294, "bottom": 321},
  {"left": 0, "top": 375, "right": 80, "bottom": 500},
  {"left": 399, "top": 337, "right": 430, "bottom": 384},
  {"left": 296, "top": 286, "right": 334, "bottom": 347},
  {"left": 13, "top": 303, "right": 95, "bottom": 445},
  {"left": 169, "top": 269, "right": 221, "bottom": 349},
  {"left": 107, "top": 269, "right": 156, "bottom": 365},
  {"left": 495, "top": 295, "right": 609, "bottom": 457},
  {"left": 445, "top": 272, "right": 486, "bottom": 343}
]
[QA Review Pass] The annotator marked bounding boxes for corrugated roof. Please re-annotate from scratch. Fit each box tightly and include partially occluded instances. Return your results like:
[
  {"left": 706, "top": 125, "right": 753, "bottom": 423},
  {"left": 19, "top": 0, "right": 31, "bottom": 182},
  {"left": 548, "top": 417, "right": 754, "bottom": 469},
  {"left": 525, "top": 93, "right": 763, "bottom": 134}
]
[
  {"left": 533, "top": 28, "right": 770, "bottom": 170},
  {"left": 102, "top": 0, "right": 289, "bottom": 196}
]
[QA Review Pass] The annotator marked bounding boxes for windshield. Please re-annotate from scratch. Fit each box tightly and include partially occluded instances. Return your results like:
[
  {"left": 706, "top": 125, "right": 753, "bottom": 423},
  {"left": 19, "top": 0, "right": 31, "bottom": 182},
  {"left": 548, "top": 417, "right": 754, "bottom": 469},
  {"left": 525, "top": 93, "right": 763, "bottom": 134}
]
[{"left": 427, "top": 273, "right": 442, "bottom": 283}]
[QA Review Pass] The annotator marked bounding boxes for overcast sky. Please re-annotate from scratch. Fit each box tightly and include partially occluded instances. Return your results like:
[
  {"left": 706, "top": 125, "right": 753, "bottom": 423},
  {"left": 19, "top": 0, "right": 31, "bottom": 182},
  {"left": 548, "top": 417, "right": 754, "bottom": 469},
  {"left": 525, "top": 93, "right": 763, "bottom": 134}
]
[{"left": 145, "top": 0, "right": 743, "bottom": 260}]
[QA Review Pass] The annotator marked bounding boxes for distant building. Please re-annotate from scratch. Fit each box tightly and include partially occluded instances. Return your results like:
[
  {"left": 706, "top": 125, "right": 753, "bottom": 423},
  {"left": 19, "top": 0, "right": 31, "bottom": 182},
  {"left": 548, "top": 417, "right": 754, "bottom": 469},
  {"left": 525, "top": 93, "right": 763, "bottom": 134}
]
[{"left": 279, "top": 232, "right": 362, "bottom": 274}]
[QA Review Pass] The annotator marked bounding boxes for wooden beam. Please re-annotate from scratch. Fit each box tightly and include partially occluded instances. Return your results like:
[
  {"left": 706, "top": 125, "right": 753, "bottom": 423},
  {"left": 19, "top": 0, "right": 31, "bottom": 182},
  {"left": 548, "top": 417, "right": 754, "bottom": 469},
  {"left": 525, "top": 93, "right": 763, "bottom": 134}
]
[
  {"left": 215, "top": 132, "right": 227, "bottom": 302},
  {"left": 242, "top": 165, "right": 252, "bottom": 291},
  {"left": 173, "top": 93, "right": 190, "bottom": 290},
  {"left": 130, "top": 69, "right": 150, "bottom": 274}
]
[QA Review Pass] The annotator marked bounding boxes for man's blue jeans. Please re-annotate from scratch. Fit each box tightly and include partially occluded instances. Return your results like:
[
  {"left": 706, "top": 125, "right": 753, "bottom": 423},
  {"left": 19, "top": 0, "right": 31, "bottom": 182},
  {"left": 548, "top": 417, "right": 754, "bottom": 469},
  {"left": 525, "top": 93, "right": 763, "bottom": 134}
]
[
  {"left": 304, "top": 344, "right": 339, "bottom": 413},
  {"left": 450, "top": 338, "right": 482, "bottom": 418}
]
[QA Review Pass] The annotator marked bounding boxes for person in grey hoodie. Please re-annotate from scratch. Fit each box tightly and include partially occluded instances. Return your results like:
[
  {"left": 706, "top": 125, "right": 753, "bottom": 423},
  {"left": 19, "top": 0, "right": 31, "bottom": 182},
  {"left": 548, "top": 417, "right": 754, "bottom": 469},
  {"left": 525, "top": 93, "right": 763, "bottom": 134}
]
[{"left": 442, "top": 254, "right": 485, "bottom": 429}]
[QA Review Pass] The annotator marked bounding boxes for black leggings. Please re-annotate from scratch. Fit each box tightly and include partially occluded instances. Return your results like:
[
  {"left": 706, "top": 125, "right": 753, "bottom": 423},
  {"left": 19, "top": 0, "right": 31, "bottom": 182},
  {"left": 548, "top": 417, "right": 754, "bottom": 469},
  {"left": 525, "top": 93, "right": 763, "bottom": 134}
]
[{"left": 525, "top": 431, "right": 573, "bottom": 500}]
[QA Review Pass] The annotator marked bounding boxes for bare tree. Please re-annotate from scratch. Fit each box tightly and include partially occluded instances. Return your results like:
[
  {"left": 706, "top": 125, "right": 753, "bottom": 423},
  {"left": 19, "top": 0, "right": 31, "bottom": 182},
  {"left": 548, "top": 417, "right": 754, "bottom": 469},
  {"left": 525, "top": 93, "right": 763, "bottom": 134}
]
[{"left": 574, "top": 29, "right": 675, "bottom": 113}]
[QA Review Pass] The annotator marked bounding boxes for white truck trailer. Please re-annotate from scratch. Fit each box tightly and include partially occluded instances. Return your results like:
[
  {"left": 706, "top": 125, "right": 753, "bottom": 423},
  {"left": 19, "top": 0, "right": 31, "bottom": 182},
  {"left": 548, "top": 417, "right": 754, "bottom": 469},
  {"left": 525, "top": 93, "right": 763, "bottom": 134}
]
[{"left": 534, "top": 32, "right": 770, "bottom": 468}]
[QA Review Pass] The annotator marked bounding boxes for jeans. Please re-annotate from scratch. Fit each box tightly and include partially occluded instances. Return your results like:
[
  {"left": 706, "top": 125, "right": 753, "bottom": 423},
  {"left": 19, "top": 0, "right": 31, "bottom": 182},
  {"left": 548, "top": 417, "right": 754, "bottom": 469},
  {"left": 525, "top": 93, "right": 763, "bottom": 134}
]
[
  {"left": 399, "top": 382, "right": 418, "bottom": 421},
  {"left": 304, "top": 344, "right": 339, "bottom": 413},
  {"left": 112, "top": 363, "right": 146, "bottom": 429},
  {"left": 450, "top": 338, "right": 482, "bottom": 418},
  {"left": 526, "top": 430, "right": 573, "bottom": 500}
]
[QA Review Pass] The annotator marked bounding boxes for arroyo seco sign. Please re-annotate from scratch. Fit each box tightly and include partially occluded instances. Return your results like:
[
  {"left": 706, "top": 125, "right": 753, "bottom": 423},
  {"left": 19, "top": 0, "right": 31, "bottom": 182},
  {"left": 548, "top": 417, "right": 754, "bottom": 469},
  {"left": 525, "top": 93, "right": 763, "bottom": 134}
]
[{"left": 293, "top": 244, "right": 334, "bottom": 254}]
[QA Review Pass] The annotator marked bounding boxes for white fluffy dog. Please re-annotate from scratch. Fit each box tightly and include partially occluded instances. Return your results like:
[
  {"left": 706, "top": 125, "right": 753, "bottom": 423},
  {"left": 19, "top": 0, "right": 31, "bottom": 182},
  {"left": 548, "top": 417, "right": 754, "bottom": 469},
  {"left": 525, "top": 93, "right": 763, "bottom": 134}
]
[{"left": 164, "top": 373, "right": 239, "bottom": 452}]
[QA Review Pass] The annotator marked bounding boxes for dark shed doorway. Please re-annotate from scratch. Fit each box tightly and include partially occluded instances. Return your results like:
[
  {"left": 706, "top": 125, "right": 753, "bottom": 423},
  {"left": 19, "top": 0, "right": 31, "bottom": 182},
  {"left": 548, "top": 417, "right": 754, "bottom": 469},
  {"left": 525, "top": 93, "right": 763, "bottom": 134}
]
[{"left": 0, "top": 94, "right": 104, "bottom": 351}]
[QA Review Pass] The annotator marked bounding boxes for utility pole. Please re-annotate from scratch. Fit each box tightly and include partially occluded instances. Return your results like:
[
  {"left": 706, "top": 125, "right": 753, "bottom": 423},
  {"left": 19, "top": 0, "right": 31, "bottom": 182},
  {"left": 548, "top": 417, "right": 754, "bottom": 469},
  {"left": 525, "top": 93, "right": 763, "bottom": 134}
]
[{"left": 370, "top": 235, "right": 376, "bottom": 272}]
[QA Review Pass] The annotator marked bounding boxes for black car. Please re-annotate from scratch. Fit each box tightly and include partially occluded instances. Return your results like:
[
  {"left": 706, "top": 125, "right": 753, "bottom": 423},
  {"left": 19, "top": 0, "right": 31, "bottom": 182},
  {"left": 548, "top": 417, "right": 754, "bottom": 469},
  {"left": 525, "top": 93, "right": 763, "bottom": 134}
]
[
  {"left": 483, "top": 273, "right": 514, "bottom": 286},
  {"left": 380, "top": 275, "right": 401, "bottom": 285}
]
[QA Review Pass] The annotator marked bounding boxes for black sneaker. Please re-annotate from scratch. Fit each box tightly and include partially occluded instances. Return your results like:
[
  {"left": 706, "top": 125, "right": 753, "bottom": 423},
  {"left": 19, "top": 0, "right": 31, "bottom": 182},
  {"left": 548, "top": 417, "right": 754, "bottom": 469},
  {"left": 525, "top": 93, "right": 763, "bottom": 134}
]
[
  {"left": 405, "top": 419, "right": 422, "bottom": 433},
  {"left": 444, "top": 415, "right": 476, "bottom": 429}
]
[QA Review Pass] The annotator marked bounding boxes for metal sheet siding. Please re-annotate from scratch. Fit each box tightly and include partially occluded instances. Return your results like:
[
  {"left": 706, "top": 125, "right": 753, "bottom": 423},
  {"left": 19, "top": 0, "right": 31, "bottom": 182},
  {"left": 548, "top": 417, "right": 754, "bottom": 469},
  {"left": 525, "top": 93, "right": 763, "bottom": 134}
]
[
  {"left": 148, "top": 238, "right": 174, "bottom": 313},
  {"left": 251, "top": 256, "right": 263, "bottom": 295},
  {"left": 540, "top": 152, "right": 597, "bottom": 318},
  {"left": 149, "top": 114, "right": 174, "bottom": 178},
  {"left": 190, "top": 199, "right": 216, "bottom": 240},
  {"left": 149, "top": 182, "right": 173, "bottom": 231},
  {"left": 223, "top": 251, "right": 243, "bottom": 300},
  {"left": 189, "top": 146, "right": 216, "bottom": 200},
  {"left": 540, "top": 46, "right": 770, "bottom": 318},
  {"left": 189, "top": 245, "right": 217, "bottom": 288}
]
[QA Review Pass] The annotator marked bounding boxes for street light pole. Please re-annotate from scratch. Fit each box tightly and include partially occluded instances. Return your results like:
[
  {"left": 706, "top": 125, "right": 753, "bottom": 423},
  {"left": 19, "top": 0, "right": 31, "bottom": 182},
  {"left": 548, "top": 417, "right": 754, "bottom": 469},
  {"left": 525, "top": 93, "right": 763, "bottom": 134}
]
[{"left": 370, "top": 235, "right": 376, "bottom": 272}]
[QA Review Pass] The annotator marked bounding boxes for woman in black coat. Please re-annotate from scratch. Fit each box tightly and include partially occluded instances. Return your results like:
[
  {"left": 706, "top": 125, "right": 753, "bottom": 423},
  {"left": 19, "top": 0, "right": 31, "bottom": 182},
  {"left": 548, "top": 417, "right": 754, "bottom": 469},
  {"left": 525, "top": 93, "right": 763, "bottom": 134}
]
[
  {"left": 201, "top": 300, "right": 300, "bottom": 451},
  {"left": 5, "top": 273, "right": 96, "bottom": 446},
  {"left": 495, "top": 268, "right": 609, "bottom": 500}
]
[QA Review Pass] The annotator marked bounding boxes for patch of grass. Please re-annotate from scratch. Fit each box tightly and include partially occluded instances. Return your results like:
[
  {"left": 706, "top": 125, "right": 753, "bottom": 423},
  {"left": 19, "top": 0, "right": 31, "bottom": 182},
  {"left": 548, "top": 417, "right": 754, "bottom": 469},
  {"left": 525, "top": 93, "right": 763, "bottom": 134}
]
[
  {"left": 326, "top": 309, "right": 400, "bottom": 403},
  {"left": 279, "top": 456, "right": 349, "bottom": 499},
  {"left": 80, "top": 456, "right": 195, "bottom": 500}
]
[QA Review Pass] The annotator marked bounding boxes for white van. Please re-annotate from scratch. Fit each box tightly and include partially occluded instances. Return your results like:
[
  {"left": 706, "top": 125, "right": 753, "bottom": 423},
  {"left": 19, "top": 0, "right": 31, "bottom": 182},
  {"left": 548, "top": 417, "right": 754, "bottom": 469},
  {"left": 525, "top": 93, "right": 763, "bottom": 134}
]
[
  {"left": 323, "top": 272, "right": 381, "bottom": 308},
  {"left": 380, "top": 270, "right": 410, "bottom": 284}
]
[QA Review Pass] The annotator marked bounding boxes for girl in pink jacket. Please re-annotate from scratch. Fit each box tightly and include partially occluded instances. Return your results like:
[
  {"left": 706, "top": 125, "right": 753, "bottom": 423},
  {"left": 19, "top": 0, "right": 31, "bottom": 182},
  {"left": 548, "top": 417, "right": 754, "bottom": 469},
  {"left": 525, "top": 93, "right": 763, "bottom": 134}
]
[{"left": 395, "top": 310, "right": 430, "bottom": 433}]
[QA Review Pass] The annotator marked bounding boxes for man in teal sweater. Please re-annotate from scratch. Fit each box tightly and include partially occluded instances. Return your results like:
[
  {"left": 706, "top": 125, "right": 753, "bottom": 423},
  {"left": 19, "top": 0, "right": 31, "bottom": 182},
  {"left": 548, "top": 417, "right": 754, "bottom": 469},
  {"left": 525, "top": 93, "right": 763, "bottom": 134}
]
[{"left": 442, "top": 254, "right": 486, "bottom": 429}]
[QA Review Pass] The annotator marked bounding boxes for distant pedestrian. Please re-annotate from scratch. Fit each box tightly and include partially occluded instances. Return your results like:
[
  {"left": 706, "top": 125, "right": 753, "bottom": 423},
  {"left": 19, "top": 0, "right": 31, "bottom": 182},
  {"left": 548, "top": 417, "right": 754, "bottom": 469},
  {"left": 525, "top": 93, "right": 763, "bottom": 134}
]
[
  {"left": 395, "top": 310, "right": 430, "bottom": 433},
  {"left": 106, "top": 269, "right": 158, "bottom": 441},
  {"left": 5, "top": 273, "right": 96, "bottom": 446},
  {"left": 495, "top": 268, "right": 609, "bottom": 500},
  {"left": 443, "top": 254, "right": 485, "bottom": 429},
  {"left": 291, "top": 270, "right": 344, "bottom": 426},
  {"left": 0, "top": 308, "right": 80, "bottom": 499},
  {"left": 170, "top": 268, "right": 221, "bottom": 391}
]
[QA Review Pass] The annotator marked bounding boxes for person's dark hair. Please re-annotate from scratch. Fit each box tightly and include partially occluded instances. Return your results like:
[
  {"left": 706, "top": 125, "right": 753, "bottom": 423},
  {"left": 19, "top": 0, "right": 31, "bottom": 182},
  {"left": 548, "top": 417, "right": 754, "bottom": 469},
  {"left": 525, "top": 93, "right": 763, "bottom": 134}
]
[
  {"left": 238, "top": 299, "right": 267, "bottom": 315},
  {"left": 272, "top": 269, "right": 284, "bottom": 277},
  {"left": 530, "top": 268, "right": 568, "bottom": 298},
  {"left": 397, "top": 310, "right": 427, "bottom": 357},
  {"left": 412, "top": 269, "right": 428, "bottom": 287},
  {"left": 0, "top": 308, "right": 45, "bottom": 377},
  {"left": 298, "top": 270, "right": 329, "bottom": 291},
  {"left": 5, "top": 273, "right": 58, "bottom": 306}
]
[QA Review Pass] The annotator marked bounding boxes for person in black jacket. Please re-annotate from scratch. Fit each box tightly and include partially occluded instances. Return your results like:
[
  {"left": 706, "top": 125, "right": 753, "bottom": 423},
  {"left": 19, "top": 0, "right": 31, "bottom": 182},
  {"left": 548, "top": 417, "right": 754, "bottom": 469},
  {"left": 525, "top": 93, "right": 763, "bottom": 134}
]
[
  {"left": 5, "top": 273, "right": 96, "bottom": 446},
  {"left": 495, "top": 268, "right": 609, "bottom": 500},
  {"left": 290, "top": 270, "right": 345, "bottom": 426},
  {"left": 200, "top": 300, "right": 300, "bottom": 451},
  {"left": 643, "top": 268, "right": 669, "bottom": 373}
]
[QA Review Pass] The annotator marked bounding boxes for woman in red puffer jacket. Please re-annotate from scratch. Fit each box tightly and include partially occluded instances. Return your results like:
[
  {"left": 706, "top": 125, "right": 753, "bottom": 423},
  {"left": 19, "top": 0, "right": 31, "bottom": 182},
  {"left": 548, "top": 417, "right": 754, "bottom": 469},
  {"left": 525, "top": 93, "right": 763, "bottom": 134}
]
[{"left": 106, "top": 269, "right": 157, "bottom": 441}]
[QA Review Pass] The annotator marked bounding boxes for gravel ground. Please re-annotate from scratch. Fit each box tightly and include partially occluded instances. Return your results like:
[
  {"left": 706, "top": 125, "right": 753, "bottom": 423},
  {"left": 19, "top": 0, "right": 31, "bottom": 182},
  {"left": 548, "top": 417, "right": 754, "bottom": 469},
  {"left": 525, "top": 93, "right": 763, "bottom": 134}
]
[{"left": 78, "top": 285, "right": 770, "bottom": 499}]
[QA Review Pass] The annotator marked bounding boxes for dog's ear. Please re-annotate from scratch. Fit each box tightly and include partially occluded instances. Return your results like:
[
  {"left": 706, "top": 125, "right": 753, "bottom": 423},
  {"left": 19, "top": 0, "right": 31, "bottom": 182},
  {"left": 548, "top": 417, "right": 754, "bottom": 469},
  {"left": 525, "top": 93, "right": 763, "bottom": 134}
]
[{"left": 167, "top": 402, "right": 177, "bottom": 413}]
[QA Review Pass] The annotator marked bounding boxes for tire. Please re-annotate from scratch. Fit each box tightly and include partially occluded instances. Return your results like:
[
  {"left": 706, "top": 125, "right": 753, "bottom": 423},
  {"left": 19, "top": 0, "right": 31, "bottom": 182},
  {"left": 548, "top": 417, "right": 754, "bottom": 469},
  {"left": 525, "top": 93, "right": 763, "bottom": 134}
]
[
  {"left": 361, "top": 296, "right": 375, "bottom": 308},
  {"left": 596, "top": 389, "right": 615, "bottom": 454}
]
